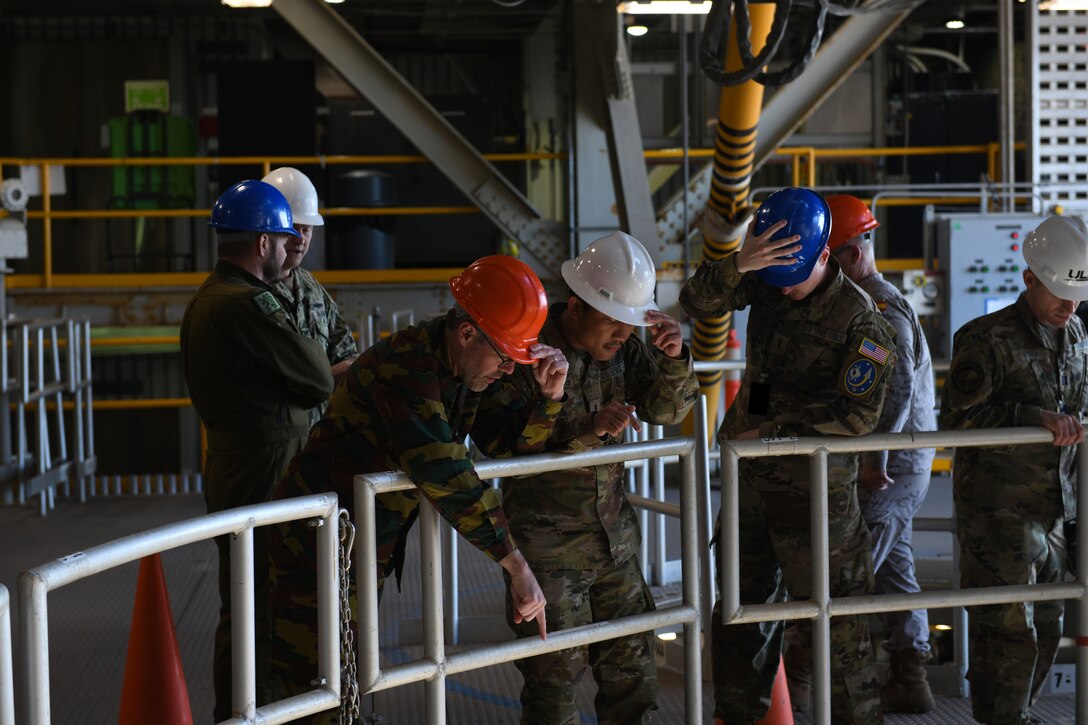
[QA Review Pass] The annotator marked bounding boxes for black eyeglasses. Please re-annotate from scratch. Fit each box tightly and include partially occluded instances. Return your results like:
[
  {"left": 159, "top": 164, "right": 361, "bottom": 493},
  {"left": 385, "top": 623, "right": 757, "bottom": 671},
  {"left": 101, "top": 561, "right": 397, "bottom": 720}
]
[{"left": 473, "top": 323, "right": 513, "bottom": 366}]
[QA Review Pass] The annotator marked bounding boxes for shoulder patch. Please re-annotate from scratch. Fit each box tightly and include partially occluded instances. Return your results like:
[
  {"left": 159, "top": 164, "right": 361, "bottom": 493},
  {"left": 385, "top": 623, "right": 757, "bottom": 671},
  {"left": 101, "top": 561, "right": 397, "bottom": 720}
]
[
  {"left": 253, "top": 291, "right": 282, "bottom": 316},
  {"left": 951, "top": 361, "right": 984, "bottom": 393},
  {"left": 844, "top": 359, "right": 877, "bottom": 396},
  {"left": 858, "top": 337, "right": 890, "bottom": 365},
  {"left": 876, "top": 300, "right": 888, "bottom": 313}
]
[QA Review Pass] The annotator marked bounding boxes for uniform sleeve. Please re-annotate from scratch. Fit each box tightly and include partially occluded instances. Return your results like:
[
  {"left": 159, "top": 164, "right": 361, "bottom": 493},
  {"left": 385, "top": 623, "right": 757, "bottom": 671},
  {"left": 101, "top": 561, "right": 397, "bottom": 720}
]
[
  {"left": 369, "top": 359, "right": 516, "bottom": 563},
  {"left": 679, "top": 254, "right": 759, "bottom": 319},
  {"left": 624, "top": 338, "right": 699, "bottom": 426},
  {"left": 321, "top": 286, "right": 359, "bottom": 364},
  {"left": 223, "top": 292, "right": 335, "bottom": 406},
  {"left": 470, "top": 368, "right": 565, "bottom": 458},
  {"left": 861, "top": 301, "right": 917, "bottom": 471},
  {"left": 768, "top": 314, "right": 897, "bottom": 438},
  {"left": 940, "top": 331, "right": 1025, "bottom": 430}
]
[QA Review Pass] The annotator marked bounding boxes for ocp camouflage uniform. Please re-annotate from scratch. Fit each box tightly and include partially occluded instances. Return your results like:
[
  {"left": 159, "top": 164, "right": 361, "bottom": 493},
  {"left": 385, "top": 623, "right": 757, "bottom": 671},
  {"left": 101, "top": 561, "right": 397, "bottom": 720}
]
[
  {"left": 680, "top": 254, "right": 894, "bottom": 725},
  {"left": 941, "top": 294, "right": 1088, "bottom": 725},
  {"left": 474, "top": 302, "right": 698, "bottom": 725},
  {"left": 268, "top": 312, "right": 564, "bottom": 724},
  {"left": 180, "top": 260, "right": 335, "bottom": 720},
  {"left": 272, "top": 266, "right": 358, "bottom": 426}
]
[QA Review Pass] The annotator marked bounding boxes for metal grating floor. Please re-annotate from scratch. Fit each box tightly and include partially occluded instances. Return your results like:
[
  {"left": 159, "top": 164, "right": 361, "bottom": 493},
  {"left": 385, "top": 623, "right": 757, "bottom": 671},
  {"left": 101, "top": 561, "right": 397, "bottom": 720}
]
[{"left": 0, "top": 492, "right": 1078, "bottom": 724}]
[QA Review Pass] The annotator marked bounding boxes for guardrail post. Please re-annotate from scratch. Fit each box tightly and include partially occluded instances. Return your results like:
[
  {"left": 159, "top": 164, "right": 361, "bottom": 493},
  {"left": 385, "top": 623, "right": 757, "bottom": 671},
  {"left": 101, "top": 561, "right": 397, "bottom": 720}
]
[
  {"left": 810, "top": 449, "right": 831, "bottom": 725},
  {"left": 1077, "top": 445, "right": 1088, "bottom": 722},
  {"left": 230, "top": 527, "right": 257, "bottom": 721},
  {"left": 683, "top": 406, "right": 705, "bottom": 723},
  {"left": 0, "top": 584, "right": 13, "bottom": 725},
  {"left": 419, "top": 502, "right": 447, "bottom": 724}
]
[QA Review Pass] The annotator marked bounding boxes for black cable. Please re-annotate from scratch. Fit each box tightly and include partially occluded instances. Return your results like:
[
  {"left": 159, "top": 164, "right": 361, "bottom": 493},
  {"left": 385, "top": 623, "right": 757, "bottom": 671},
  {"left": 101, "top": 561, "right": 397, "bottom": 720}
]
[
  {"left": 752, "top": 0, "right": 828, "bottom": 86},
  {"left": 699, "top": 0, "right": 793, "bottom": 87}
]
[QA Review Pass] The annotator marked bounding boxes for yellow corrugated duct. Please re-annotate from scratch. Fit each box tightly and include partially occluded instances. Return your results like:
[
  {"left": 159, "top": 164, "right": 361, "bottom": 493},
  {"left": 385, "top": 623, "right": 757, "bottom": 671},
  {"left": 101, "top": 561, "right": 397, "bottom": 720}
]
[{"left": 691, "top": 3, "right": 775, "bottom": 437}]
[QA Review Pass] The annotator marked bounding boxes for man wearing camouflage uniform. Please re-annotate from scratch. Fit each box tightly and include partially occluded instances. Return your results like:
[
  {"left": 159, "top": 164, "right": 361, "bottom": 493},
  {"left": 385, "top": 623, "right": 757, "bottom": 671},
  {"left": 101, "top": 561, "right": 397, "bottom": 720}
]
[
  {"left": 264, "top": 167, "right": 358, "bottom": 426},
  {"left": 680, "top": 187, "right": 894, "bottom": 725},
  {"left": 941, "top": 215, "right": 1088, "bottom": 725},
  {"left": 784, "top": 194, "right": 937, "bottom": 713},
  {"left": 268, "top": 256, "right": 569, "bottom": 724},
  {"left": 475, "top": 231, "right": 698, "bottom": 725},
  {"left": 181, "top": 179, "right": 335, "bottom": 721}
]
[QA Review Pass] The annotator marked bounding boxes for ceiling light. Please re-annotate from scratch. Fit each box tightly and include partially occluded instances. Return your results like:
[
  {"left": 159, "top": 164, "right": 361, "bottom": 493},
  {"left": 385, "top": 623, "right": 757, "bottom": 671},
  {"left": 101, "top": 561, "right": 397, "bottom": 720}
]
[
  {"left": 325, "top": 0, "right": 345, "bottom": 4},
  {"left": 617, "top": 1, "right": 712, "bottom": 15},
  {"left": 627, "top": 25, "right": 649, "bottom": 36},
  {"left": 945, "top": 18, "right": 966, "bottom": 29},
  {"left": 221, "top": 0, "right": 272, "bottom": 7},
  {"left": 1039, "top": 0, "right": 1088, "bottom": 8}
]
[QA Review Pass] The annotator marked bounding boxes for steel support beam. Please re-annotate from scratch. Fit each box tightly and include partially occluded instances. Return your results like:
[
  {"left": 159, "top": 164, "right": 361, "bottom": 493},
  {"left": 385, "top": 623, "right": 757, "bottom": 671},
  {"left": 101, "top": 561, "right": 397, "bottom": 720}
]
[{"left": 272, "top": 0, "right": 566, "bottom": 277}]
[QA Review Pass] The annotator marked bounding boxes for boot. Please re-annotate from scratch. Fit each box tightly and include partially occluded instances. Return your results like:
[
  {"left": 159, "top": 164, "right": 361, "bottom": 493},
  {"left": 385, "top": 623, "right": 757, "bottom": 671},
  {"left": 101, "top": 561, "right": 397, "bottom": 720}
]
[
  {"left": 782, "top": 634, "right": 812, "bottom": 713},
  {"left": 881, "top": 648, "right": 935, "bottom": 713}
]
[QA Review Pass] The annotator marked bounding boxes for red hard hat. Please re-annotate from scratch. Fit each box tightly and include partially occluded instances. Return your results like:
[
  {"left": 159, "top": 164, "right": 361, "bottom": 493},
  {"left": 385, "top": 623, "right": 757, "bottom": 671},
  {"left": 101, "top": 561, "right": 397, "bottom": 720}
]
[
  {"left": 826, "top": 194, "right": 879, "bottom": 251},
  {"left": 449, "top": 256, "right": 548, "bottom": 365}
]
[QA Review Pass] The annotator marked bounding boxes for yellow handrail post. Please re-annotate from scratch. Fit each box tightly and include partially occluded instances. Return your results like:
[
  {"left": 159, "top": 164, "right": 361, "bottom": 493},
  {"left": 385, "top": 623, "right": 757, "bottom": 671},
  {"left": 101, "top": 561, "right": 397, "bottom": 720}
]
[{"left": 806, "top": 147, "right": 817, "bottom": 187}]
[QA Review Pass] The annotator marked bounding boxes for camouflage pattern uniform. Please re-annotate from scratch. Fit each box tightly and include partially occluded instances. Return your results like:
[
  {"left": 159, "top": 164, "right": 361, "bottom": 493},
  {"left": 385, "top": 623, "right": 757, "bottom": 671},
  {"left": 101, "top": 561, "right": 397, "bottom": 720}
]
[
  {"left": 856, "top": 273, "right": 936, "bottom": 654},
  {"left": 180, "top": 260, "right": 335, "bottom": 720},
  {"left": 474, "top": 302, "right": 698, "bottom": 725},
  {"left": 268, "top": 313, "right": 564, "bottom": 724},
  {"left": 680, "top": 254, "right": 895, "bottom": 725},
  {"left": 941, "top": 294, "right": 1088, "bottom": 725},
  {"left": 272, "top": 266, "right": 358, "bottom": 426}
]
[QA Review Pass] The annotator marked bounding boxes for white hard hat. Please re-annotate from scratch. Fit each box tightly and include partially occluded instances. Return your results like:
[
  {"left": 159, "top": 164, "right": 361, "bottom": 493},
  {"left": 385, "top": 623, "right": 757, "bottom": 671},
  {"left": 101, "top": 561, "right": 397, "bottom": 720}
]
[
  {"left": 561, "top": 231, "right": 659, "bottom": 326},
  {"left": 261, "top": 167, "right": 324, "bottom": 226},
  {"left": 1024, "top": 215, "right": 1088, "bottom": 301}
]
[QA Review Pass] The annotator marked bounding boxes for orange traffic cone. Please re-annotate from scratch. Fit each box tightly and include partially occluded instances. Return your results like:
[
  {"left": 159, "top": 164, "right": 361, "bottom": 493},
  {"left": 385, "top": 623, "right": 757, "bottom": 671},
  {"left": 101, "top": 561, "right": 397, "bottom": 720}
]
[
  {"left": 118, "top": 554, "right": 194, "bottom": 725},
  {"left": 755, "top": 655, "right": 795, "bottom": 725}
]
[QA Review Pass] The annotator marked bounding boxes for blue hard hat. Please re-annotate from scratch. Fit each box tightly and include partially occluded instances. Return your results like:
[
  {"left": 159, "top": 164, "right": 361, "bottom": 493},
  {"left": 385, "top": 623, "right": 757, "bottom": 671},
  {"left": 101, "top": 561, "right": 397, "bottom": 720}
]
[
  {"left": 208, "top": 180, "right": 301, "bottom": 237},
  {"left": 752, "top": 187, "right": 832, "bottom": 287}
]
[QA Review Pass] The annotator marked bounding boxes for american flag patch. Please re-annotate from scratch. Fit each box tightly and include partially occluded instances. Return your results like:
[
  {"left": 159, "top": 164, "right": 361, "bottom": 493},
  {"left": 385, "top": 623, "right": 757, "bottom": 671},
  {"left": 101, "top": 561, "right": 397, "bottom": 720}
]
[{"left": 858, "top": 337, "right": 890, "bottom": 365}]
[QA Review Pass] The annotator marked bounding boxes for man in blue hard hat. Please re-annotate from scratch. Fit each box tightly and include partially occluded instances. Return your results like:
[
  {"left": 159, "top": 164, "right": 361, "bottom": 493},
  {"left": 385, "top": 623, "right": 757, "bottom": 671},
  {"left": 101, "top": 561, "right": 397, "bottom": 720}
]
[
  {"left": 181, "top": 179, "right": 335, "bottom": 721},
  {"left": 680, "top": 187, "right": 897, "bottom": 725}
]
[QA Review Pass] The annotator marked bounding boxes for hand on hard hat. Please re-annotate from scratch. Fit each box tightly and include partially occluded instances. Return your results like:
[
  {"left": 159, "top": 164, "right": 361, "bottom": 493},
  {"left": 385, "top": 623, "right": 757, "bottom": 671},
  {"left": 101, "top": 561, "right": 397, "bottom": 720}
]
[
  {"left": 750, "top": 187, "right": 832, "bottom": 287},
  {"left": 561, "top": 231, "right": 660, "bottom": 327},
  {"left": 449, "top": 256, "right": 549, "bottom": 364},
  {"left": 644, "top": 309, "right": 684, "bottom": 359},
  {"left": 527, "top": 343, "right": 569, "bottom": 402},
  {"left": 592, "top": 401, "right": 641, "bottom": 438},
  {"left": 735, "top": 219, "right": 803, "bottom": 275}
]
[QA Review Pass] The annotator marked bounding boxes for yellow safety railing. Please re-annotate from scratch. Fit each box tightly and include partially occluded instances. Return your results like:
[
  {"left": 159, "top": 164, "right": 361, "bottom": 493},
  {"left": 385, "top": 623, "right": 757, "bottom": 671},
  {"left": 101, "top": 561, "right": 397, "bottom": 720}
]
[{"left": 4, "top": 144, "right": 1016, "bottom": 289}]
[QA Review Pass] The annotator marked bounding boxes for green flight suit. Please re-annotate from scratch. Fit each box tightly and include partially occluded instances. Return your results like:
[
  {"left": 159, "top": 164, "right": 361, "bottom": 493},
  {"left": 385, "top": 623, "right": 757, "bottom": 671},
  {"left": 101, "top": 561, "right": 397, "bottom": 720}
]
[{"left": 181, "top": 259, "right": 334, "bottom": 720}]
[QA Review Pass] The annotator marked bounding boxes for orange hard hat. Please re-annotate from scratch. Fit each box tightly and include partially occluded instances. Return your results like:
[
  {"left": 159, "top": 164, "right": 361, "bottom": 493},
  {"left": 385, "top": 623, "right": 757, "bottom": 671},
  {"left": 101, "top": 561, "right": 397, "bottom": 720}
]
[
  {"left": 449, "top": 255, "right": 548, "bottom": 365},
  {"left": 826, "top": 194, "right": 879, "bottom": 251}
]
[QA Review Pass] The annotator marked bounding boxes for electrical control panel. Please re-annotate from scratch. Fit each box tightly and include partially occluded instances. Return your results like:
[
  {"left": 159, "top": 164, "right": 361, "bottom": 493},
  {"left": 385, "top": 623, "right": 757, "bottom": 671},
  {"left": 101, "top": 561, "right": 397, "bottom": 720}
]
[
  {"left": 891, "top": 269, "right": 945, "bottom": 319},
  {"left": 935, "top": 213, "right": 1042, "bottom": 358}
]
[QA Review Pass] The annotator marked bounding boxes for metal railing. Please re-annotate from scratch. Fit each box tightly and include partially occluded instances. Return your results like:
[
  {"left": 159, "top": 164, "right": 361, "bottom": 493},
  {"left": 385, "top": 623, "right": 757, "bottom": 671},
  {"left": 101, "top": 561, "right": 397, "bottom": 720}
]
[
  {"left": 354, "top": 429, "right": 708, "bottom": 724},
  {"left": 17, "top": 494, "right": 341, "bottom": 725},
  {"left": 1, "top": 143, "right": 1020, "bottom": 290},
  {"left": 719, "top": 427, "right": 1088, "bottom": 725},
  {"left": 3, "top": 316, "right": 96, "bottom": 515},
  {"left": 0, "top": 584, "right": 12, "bottom": 725}
]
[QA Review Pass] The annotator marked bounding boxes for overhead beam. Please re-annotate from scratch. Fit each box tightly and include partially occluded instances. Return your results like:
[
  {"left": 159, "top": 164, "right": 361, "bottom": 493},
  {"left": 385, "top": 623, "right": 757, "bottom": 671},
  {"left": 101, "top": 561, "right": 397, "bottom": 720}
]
[{"left": 272, "top": 0, "right": 566, "bottom": 277}]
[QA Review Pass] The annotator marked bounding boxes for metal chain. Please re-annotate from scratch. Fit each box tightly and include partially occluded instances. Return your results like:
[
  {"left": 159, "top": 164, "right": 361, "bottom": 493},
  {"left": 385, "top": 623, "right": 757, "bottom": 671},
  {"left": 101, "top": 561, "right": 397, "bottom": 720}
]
[{"left": 338, "top": 509, "right": 361, "bottom": 724}]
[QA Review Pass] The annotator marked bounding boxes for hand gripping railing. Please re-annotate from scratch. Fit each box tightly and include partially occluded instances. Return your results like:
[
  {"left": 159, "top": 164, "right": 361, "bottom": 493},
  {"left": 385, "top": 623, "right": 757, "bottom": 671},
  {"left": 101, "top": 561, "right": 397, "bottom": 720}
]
[
  {"left": 719, "top": 427, "right": 1088, "bottom": 725},
  {"left": 355, "top": 431, "right": 707, "bottom": 724},
  {"left": 17, "top": 494, "right": 341, "bottom": 725}
]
